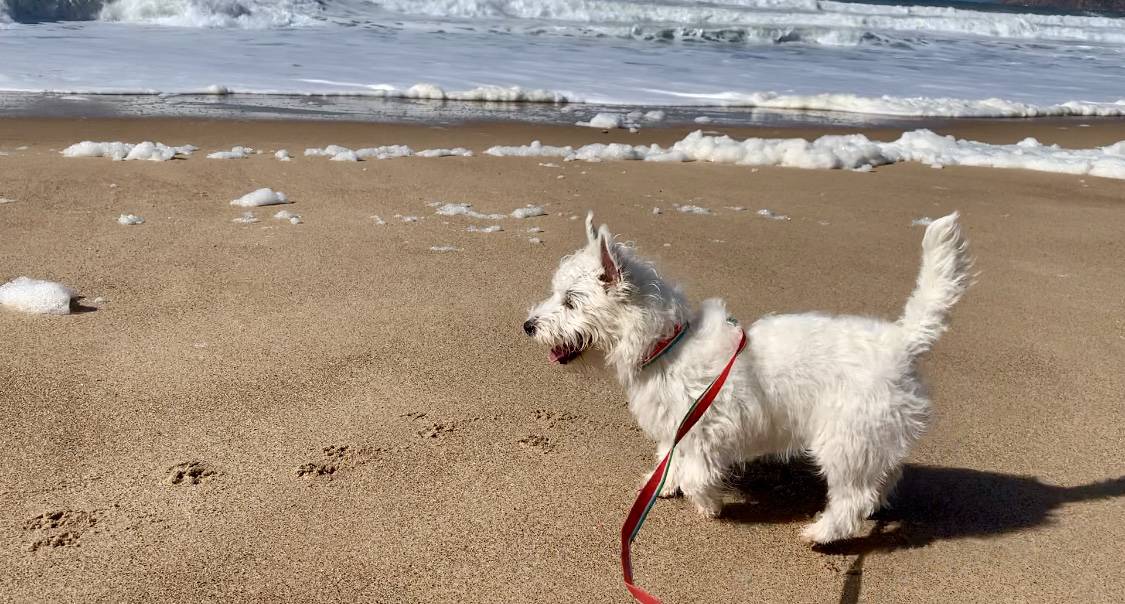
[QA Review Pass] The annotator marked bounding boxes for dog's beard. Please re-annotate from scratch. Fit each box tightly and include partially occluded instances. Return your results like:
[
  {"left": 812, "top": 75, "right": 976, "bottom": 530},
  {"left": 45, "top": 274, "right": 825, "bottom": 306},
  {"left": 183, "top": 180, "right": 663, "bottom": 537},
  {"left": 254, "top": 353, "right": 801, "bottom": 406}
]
[
  {"left": 549, "top": 344, "right": 583, "bottom": 364},
  {"left": 551, "top": 346, "right": 599, "bottom": 374},
  {"left": 545, "top": 331, "right": 595, "bottom": 365}
]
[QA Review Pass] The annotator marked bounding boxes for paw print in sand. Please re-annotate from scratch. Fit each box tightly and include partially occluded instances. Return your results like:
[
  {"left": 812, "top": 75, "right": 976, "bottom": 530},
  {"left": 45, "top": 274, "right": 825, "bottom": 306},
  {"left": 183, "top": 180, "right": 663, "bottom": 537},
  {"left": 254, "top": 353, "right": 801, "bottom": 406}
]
[
  {"left": 417, "top": 421, "right": 456, "bottom": 439},
  {"left": 531, "top": 409, "right": 579, "bottom": 429},
  {"left": 167, "top": 461, "right": 219, "bottom": 485},
  {"left": 518, "top": 434, "right": 555, "bottom": 453},
  {"left": 24, "top": 510, "right": 98, "bottom": 552},
  {"left": 402, "top": 412, "right": 457, "bottom": 440},
  {"left": 296, "top": 444, "right": 374, "bottom": 479}
]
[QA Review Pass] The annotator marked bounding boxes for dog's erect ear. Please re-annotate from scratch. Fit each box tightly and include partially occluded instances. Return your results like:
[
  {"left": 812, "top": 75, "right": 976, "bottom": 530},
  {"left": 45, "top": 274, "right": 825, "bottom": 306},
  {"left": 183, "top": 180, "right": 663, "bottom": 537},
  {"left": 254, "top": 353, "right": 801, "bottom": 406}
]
[
  {"left": 585, "top": 211, "right": 597, "bottom": 244},
  {"left": 596, "top": 225, "right": 620, "bottom": 286}
]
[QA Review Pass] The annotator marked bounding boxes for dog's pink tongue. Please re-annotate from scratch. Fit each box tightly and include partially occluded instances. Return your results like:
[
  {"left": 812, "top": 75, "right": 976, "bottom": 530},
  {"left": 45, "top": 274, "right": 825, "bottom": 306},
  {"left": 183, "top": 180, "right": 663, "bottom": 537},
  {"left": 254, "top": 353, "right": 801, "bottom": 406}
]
[{"left": 549, "top": 347, "right": 567, "bottom": 364}]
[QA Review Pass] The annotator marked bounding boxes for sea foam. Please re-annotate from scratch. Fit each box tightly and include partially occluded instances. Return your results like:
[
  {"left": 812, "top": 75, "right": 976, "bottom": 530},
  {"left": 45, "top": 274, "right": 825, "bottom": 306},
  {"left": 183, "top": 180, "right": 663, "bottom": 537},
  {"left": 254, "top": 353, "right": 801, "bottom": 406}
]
[
  {"left": 0, "top": 277, "right": 75, "bottom": 315},
  {"left": 207, "top": 146, "right": 254, "bottom": 159},
  {"left": 485, "top": 129, "right": 1125, "bottom": 179},
  {"left": 62, "top": 141, "right": 196, "bottom": 161},
  {"left": 231, "top": 188, "right": 290, "bottom": 207}
]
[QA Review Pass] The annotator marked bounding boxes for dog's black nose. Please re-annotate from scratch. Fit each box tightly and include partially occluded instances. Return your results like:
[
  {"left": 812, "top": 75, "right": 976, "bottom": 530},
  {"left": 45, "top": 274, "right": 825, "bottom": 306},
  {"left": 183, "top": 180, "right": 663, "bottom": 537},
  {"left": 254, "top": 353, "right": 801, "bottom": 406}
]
[{"left": 523, "top": 319, "right": 538, "bottom": 336}]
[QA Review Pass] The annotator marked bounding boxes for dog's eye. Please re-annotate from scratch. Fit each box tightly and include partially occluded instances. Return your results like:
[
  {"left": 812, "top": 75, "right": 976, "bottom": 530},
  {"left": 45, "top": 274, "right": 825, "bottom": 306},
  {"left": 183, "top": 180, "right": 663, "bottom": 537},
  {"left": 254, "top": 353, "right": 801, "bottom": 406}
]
[{"left": 562, "top": 292, "right": 575, "bottom": 310}]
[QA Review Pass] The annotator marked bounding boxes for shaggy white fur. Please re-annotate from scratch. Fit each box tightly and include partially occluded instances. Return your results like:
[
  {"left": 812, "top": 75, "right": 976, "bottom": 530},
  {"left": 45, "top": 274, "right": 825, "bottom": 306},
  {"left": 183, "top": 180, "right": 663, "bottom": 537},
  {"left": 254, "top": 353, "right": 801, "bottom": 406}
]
[{"left": 525, "top": 212, "right": 972, "bottom": 544}]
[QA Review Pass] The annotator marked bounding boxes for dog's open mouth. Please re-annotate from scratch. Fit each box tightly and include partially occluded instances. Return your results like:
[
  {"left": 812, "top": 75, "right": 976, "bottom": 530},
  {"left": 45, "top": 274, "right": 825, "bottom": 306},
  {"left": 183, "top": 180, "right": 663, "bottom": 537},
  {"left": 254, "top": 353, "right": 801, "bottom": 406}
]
[{"left": 549, "top": 344, "right": 584, "bottom": 365}]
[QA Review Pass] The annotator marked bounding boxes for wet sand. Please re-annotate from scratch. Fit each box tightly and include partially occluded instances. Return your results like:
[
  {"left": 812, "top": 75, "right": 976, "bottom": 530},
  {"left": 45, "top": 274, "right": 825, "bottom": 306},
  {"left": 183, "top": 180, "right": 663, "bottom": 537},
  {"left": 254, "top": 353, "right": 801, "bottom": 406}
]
[{"left": 1, "top": 117, "right": 1123, "bottom": 603}]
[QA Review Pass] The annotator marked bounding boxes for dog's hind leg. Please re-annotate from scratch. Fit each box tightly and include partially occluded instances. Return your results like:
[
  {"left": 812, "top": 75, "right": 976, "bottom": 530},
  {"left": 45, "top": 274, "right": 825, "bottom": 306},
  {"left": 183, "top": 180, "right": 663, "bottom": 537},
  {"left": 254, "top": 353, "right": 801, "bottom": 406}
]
[
  {"left": 801, "top": 439, "right": 888, "bottom": 544},
  {"left": 800, "top": 477, "right": 879, "bottom": 544}
]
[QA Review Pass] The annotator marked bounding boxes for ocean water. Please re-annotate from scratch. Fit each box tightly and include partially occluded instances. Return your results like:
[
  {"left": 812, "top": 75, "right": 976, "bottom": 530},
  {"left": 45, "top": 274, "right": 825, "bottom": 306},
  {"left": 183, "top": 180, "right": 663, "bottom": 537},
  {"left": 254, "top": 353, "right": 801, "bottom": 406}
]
[{"left": 0, "top": 0, "right": 1123, "bottom": 119}]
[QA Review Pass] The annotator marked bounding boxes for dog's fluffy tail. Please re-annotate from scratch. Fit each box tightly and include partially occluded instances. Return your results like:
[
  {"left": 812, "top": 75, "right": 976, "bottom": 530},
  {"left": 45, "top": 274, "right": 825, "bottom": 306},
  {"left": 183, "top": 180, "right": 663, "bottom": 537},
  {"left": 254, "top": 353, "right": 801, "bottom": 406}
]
[{"left": 898, "top": 212, "right": 973, "bottom": 357}]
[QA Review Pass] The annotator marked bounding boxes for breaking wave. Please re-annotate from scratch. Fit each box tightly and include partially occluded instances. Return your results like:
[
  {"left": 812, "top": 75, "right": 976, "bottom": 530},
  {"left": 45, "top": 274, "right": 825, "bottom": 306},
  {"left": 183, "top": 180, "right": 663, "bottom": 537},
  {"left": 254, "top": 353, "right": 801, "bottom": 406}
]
[
  {"left": 0, "top": 0, "right": 322, "bottom": 28},
  {"left": 2, "top": 0, "right": 1123, "bottom": 46},
  {"left": 1, "top": 0, "right": 1121, "bottom": 117}
]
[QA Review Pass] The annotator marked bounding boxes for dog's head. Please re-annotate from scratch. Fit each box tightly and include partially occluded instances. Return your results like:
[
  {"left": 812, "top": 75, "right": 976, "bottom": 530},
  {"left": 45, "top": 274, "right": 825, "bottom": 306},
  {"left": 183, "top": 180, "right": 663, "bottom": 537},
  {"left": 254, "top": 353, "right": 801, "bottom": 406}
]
[{"left": 523, "top": 212, "right": 633, "bottom": 365}]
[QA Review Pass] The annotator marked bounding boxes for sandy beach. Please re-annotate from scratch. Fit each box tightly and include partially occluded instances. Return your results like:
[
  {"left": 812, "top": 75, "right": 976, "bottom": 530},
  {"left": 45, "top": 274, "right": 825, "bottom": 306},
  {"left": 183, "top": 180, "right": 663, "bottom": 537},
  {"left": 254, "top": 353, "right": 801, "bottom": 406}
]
[{"left": 1, "top": 117, "right": 1124, "bottom": 603}]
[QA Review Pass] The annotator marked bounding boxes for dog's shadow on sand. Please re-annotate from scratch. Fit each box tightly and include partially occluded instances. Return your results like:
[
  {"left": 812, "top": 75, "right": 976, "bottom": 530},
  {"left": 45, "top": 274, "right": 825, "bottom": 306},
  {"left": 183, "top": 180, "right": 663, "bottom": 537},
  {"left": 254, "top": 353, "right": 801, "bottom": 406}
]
[{"left": 722, "top": 459, "right": 1125, "bottom": 555}]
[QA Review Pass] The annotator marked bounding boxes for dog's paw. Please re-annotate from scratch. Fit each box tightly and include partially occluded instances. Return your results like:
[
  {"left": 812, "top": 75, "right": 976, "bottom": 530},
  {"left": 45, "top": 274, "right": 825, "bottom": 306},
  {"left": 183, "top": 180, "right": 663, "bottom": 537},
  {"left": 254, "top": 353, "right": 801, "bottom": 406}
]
[
  {"left": 690, "top": 496, "right": 723, "bottom": 519},
  {"left": 695, "top": 503, "right": 722, "bottom": 520},
  {"left": 657, "top": 483, "right": 681, "bottom": 499},
  {"left": 799, "top": 518, "right": 848, "bottom": 545},
  {"left": 798, "top": 525, "right": 820, "bottom": 545},
  {"left": 638, "top": 471, "right": 679, "bottom": 496}
]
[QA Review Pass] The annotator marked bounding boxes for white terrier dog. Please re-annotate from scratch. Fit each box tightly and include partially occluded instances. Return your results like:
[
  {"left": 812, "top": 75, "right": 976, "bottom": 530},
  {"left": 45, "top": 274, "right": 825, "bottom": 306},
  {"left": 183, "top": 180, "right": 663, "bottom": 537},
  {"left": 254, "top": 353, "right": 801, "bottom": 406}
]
[{"left": 524, "top": 212, "right": 972, "bottom": 544}]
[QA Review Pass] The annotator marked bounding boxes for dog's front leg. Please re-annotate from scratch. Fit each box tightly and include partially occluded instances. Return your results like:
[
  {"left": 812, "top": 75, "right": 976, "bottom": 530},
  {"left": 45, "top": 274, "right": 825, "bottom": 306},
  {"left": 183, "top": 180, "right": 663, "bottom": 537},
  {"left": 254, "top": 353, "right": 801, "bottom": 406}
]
[
  {"left": 639, "top": 442, "right": 682, "bottom": 497},
  {"left": 654, "top": 442, "right": 681, "bottom": 498},
  {"left": 677, "top": 448, "right": 726, "bottom": 519}
]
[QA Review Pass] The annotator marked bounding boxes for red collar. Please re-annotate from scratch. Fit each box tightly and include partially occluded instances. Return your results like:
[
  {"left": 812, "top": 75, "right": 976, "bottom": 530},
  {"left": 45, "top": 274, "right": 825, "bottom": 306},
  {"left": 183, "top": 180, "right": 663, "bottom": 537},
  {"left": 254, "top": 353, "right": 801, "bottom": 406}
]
[{"left": 641, "top": 322, "right": 689, "bottom": 368}]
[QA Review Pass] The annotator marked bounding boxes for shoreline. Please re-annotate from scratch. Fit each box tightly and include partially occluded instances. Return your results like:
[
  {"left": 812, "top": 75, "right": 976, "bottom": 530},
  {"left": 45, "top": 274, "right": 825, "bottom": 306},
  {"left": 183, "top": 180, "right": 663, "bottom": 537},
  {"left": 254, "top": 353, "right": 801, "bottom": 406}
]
[
  {"left": 3, "top": 114, "right": 1125, "bottom": 150},
  {"left": 4, "top": 92, "right": 1125, "bottom": 132}
]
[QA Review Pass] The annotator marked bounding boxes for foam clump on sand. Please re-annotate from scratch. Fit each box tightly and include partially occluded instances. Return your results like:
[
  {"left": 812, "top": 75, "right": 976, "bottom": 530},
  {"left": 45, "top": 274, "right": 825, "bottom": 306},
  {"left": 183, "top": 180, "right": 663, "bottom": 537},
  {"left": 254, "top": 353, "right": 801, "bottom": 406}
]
[
  {"left": 757, "top": 208, "right": 791, "bottom": 221},
  {"left": 0, "top": 277, "right": 75, "bottom": 315},
  {"left": 430, "top": 245, "right": 460, "bottom": 252},
  {"left": 569, "top": 143, "right": 664, "bottom": 162},
  {"left": 304, "top": 145, "right": 355, "bottom": 161},
  {"left": 417, "top": 148, "right": 473, "bottom": 158},
  {"left": 358, "top": 145, "right": 413, "bottom": 160},
  {"left": 435, "top": 203, "right": 504, "bottom": 220},
  {"left": 304, "top": 145, "right": 414, "bottom": 161},
  {"left": 0, "top": 197, "right": 16, "bottom": 204},
  {"left": 232, "top": 212, "right": 259, "bottom": 224},
  {"left": 117, "top": 214, "right": 144, "bottom": 225},
  {"left": 275, "top": 149, "right": 292, "bottom": 161},
  {"left": 273, "top": 210, "right": 302, "bottom": 224},
  {"left": 577, "top": 113, "right": 624, "bottom": 129},
  {"left": 676, "top": 204, "right": 711, "bottom": 215},
  {"left": 207, "top": 146, "right": 254, "bottom": 159},
  {"left": 62, "top": 141, "right": 196, "bottom": 161},
  {"left": 231, "top": 188, "right": 289, "bottom": 207},
  {"left": 485, "top": 141, "right": 574, "bottom": 158},
  {"left": 519, "top": 135, "right": 870, "bottom": 168},
  {"left": 643, "top": 110, "right": 666, "bottom": 122},
  {"left": 649, "top": 131, "right": 887, "bottom": 168},
  {"left": 467, "top": 225, "right": 502, "bottom": 233},
  {"left": 911, "top": 217, "right": 934, "bottom": 227},
  {"left": 885, "top": 130, "right": 1125, "bottom": 179},
  {"left": 484, "top": 129, "right": 1125, "bottom": 179},
  {"left": 511, "top": 206, "right": 547, "bottom": 219}
]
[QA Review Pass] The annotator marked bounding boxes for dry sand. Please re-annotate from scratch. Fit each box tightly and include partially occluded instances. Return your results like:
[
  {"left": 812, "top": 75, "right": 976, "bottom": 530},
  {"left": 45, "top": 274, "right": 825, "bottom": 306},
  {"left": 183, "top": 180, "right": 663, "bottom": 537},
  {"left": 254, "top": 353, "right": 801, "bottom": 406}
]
[{"left": 1, "top": 117, "right": 1123, "bottom": 603}]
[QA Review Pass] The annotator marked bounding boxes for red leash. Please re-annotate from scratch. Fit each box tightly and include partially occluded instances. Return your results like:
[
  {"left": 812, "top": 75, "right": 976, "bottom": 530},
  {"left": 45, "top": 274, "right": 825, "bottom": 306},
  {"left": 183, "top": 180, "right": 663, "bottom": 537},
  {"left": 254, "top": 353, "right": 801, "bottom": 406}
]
[{"left": 621, "top": 327, "right": 748, "bottom": 604}]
